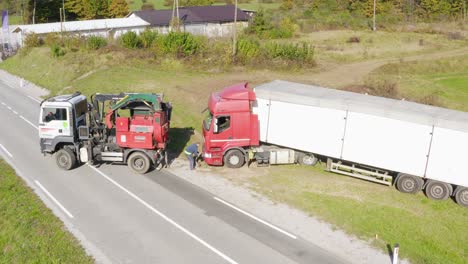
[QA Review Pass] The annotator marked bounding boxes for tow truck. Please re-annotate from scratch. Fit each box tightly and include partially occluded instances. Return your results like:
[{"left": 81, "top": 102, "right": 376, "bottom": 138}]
[{"left": 39, "top": 92, "right": 172, "bottom": 174}]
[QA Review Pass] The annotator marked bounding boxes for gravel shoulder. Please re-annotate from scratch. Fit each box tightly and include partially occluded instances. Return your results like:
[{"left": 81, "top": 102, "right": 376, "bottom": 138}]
[{"left": 168, "top": 159, "right": 410, "bottom": 264}]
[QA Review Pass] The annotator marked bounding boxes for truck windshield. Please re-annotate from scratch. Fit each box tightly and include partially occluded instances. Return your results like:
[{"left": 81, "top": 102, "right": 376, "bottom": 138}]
[{"left": 203, "top": 111, "right": 213, "bottom": 131}]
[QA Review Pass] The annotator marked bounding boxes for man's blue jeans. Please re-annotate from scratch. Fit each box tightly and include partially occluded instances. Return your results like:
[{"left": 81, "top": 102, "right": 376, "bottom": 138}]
[{"left": 186, "top": 154, "right": 195, "bottom": 170}]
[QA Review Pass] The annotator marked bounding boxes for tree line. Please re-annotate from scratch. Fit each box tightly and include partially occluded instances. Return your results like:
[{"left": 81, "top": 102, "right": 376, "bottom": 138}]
[{"left": 0, "top": 0, "right": 129, "bottom": 23}]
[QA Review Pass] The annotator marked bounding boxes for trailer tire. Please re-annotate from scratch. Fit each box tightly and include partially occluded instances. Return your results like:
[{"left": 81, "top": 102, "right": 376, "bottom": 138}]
[
  {"left": 396, "top": 174, "right": 421, "bottom": 194},
  {"left": 224, "top": 149, "right": 245, "bottom": 168},
  {"left": 297, "top": 153, "right": 318, "bottom": 166},
  {"left": 128, "top": 152, "right": 151, "bottom": 174},
  {"left": 55, "top": 148, "right": 76, "bottom": 170},
  {"left": 454, "top": 187, "right": 468, "bottom": 207},
  {"left": 425, "top": 180, "right": 450, "bottom": 200}
]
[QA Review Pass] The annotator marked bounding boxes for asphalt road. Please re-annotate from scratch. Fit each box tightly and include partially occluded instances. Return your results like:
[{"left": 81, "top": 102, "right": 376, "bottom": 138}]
[{"left": 0, "top": 80, "right": 347, "bottom": 264}]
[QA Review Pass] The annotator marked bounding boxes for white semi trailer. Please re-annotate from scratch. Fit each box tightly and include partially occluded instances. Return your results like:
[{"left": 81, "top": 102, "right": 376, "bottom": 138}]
[{"left": 251, "top": 80, "right": 468, "bottom": 206}]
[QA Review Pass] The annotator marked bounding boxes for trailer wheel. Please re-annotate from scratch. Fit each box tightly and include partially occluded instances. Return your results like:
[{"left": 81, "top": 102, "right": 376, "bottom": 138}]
[
  {"left": 425, "top": 180, "right": 450, "bottom": 200},
  {"left": 298, "top": 153, "right": 318, "bottom": 166},
  {"left": 396, "top": 174, "right": 421, "bottom": 194},
  {"left": 128, "top": 152, "right": 151, "bottom": 174},
  {"left": 454, "top": 187, "right": 468, "bottom": 207},
  {"left": 224, "top": 149, "right": 245, "bottom": 168},
  {"left": 55, "top": 148, "right": 76, "bottom": 170}
]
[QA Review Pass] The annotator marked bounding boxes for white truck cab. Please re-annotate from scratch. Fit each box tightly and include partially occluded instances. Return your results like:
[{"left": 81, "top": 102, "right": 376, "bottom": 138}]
[{"left": 39, "top": 92, "right": 87, "bottom": 154}]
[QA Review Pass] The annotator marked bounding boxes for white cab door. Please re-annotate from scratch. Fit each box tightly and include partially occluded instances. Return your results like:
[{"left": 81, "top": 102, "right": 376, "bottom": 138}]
[{"left": 39, "top": 107, "right": 71, "bottom": 139}]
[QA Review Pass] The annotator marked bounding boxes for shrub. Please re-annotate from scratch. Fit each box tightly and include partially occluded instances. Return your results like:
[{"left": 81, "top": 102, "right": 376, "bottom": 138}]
[
  {"left": 64, "top": 36, "right": 85, "bottom": 52},
  {"left": 44, "top": 33, "right": 61, "bottom": 46},
  {"left": 263, "top": 42, "right": 314, "bottom": 63},
  {"left": 140, "top": 29, "right": 158, "bottom": 48},
  {"left": 51, "top": 44, "right": 65, "bottom": 57},
  {"left": 24, "top": 33, "right": 43, "bottom": 48},
  {"left": 154, "top": 32, "right": 204, "bottom": 57},
  {"left": 236, "top": 37, "right": 260, "bottom": 63},
  {"left": 120, "top": 31, "right": 141, "bottom": 49},
  {"left": 87, "top": 36, "right": 107, "bottom": 50},
  {"left": 347, "top": 36, "right": 361, "bottom": 43}
]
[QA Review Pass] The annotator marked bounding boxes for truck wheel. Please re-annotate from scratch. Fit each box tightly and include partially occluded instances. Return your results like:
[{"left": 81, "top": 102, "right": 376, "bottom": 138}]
[
  {"left": 396, "top": 174, "right": 422, "bottom": 194},
  {"left": 298, "top": 153, "right": 318, "bottom": 166},
  {"left": 128, "top": 152, "right": 151, "bottom": 174},
  {"left": 224, "top": 149, "right": 245, "bottom": 168},
  {"left": 55, "top": 148, "right": 76, "bottom": 170},
  {"left": 425, "top": 180, "right": 450, "bottom": 200},
  {"left": 454, "top": 187, "right": 468, "bottom": 207}
]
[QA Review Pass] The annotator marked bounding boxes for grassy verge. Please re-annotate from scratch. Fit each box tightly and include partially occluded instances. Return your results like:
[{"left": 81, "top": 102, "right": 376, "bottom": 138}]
[
  {"left": 246, "top": 164, "right": 468, "bottom": 264},
  {"left": 0, "top": 159, "right": 93, "bottom": 263},
  {"left": 365, "top": 54, "right": 468, "bottom": 111}
]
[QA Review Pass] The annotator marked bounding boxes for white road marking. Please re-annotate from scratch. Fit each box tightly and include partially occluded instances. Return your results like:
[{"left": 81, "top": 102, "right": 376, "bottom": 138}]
[
  {"left": 28, "top": 95, "right": 42, "bottom": 103},
  {"left": 87, "top": 165, "right": 238, "bottom": 264},
  {"left": 0, "top": 144, "right": 13, "bottom": 158},
  {"left": 1, "top": 102, "right": 5, "bottom": 105},
  {"left": 7, "top": 106, "right": 11, "bottom": 110},
  {"left": 19, "top": 115, "right": 38, "bottom": 130},
  {"left": 214, "top": 197, "right": 298, "bottom": 240},
  {"left": 35, "top": 180, "right": 74, "bottom": 218},
  {"left": 12, "top": 111, "right": 18, "bottom": 115}
]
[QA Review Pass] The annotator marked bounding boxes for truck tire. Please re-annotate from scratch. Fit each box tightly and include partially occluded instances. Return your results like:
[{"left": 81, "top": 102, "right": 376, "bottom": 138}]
[
  {"left": 425, "top": 180, "right": 450, "bottom": 200},
  {"left": 454, "top": 187, "right": 468, "bottom": 207},
  {"left": 224, "top": 149, "right": 245, "bottom": 168},
  {"left": 297, "top": 153, "right": 318, "bottom": 166},
  {"left": 128, "top": 152, "right": 151, "bottom": 174},
  {"left": 55, "top": 148, "right": 76, "bottom": 170},
  {"left": 396, "top": 174, "right": 422, "bottom": 194}
]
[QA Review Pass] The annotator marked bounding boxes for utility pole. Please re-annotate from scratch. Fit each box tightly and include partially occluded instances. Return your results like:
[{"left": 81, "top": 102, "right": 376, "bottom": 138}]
[
  {"left": 232, "top": 0, "right": 238, "bottom": 57},
  {"left": 32, "top": 0, "right": 36, "bottom": 24},
  {"left": 372, "top": 0, "right": 376, "bottom": 31},
  {"left": 63, "top": 0, "right": 66, "bottom": 22}
]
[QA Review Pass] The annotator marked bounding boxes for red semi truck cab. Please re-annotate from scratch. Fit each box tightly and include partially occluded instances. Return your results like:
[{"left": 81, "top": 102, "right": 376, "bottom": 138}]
[{"left": 202, "top": 83, "right": 260, "bottom": 166}]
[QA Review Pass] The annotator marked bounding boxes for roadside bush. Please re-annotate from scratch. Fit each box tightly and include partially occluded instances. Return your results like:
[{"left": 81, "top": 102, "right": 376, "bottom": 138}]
[
  {"left": 51, "top": 44, "right": 65, "bottom": 57},
  {"left": 140, "top": 29, "right": 158, "bottom": 48},
  {"left": 86, "top": 36, "right": 107, "bottom": 50},
  {"left": 44, "top": 33, "right": 61, "bottom": 46},
  {"left": 263, "top": 42, "right": 314, "bottom": 63},
  {"left": 154, "top": 32, "right": 205, "bottom": 57},
  {"left": 24, "top": 33, "right": 43, "bottom": 48},
  {"left": 64, "top": 36, "right": 85, "bottom": 52},
  {"left": 120, "top": 31, "right": 141, "bottom": 49},
  {"left": 236, "top": 37, "right": 260, "bottom": 64}
]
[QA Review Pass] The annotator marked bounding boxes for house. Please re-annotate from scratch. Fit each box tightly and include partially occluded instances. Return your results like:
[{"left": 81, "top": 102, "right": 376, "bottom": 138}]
[
  {"left": 128, "top": 5, "right": 250, "bottom": 37},
  {"left": 10, "top": 17, "right": 150, "bottom": 47}
]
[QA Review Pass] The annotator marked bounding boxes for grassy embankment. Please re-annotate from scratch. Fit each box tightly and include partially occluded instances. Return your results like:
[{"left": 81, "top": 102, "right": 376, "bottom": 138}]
[
  {"left": 1, "top": 30, "right": 467, "bottom": 264},
  {"left": 0, "top": 160, "right": 93, "bottom": 263},
  {"left": 366, "top": 54, "right": 468, "bottom": 111}
]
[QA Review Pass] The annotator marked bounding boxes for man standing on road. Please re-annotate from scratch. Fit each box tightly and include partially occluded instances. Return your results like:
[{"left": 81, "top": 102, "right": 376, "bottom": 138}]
[{"left": 185, "top": 142, "right": 200, "bottom": 170}]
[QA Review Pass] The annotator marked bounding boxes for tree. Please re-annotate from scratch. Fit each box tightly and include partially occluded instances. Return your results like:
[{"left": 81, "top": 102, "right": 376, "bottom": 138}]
[
  {"left": 65, "top": 0, "right": 109, "bottom": 19},
  {"left": 24, "top": 0, "right": 62, "bottom": 23},
  {"left": 109, "top": 0, "right": 129, "bottom": 18}
]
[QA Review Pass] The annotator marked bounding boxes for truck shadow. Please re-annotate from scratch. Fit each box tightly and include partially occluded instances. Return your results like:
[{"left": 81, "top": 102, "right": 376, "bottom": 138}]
[{"left": 167, "top": 127, "right": 194, "bottom": 166}]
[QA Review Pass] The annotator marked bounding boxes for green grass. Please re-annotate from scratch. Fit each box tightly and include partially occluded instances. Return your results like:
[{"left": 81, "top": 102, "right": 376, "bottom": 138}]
[
  {"left": 291, "top": 30, "right": 468, "bottom": 63},
  {"left": 0, "top": 160, "right": 93, "bottom": 263},
  {"left": 248, "top": 164, "right": 468, "bottom": 264},
  {"left": 368, "top": 54, "right": 468, "bottom": 111},
  {"left": 2, "top": 43, "right": 467, "bottom": 264}
]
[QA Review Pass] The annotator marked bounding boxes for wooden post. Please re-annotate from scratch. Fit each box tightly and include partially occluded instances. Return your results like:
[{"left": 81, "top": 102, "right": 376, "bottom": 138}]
[
  {"left": 232, "top": 0, "right": 238, "bottom": 57},
  {"left": 373, "top": 0, "right": 376, "bottom": 31}
]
